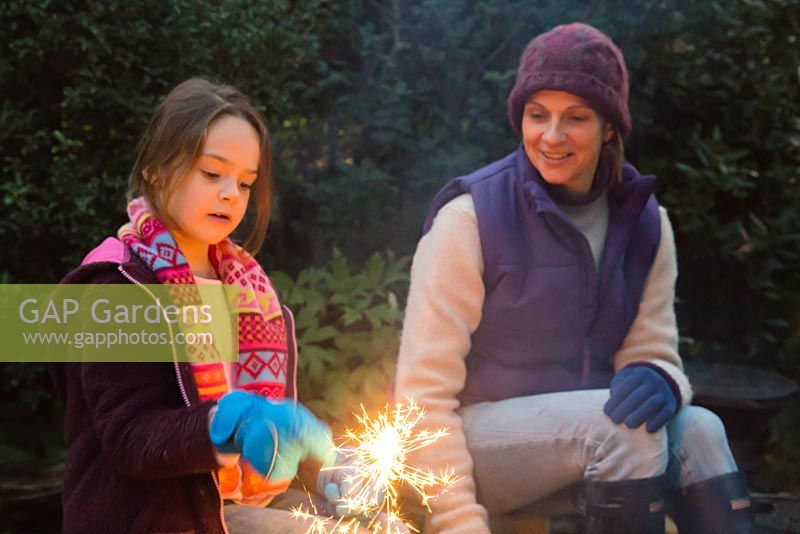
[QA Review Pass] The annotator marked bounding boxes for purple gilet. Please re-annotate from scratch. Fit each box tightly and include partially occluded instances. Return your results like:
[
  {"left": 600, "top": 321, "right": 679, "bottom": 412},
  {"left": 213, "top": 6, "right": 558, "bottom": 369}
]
[{"left": 423, "top": 146, "right": 661, "bottom": 405}]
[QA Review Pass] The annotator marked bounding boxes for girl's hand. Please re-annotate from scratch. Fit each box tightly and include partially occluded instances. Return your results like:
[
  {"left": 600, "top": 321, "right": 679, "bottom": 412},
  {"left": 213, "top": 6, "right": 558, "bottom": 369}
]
[
  {"left": 316, "top": 448, "right": 386, "bottom": 519},
  {"left": 603, "top": 364, "right": 678, "bottom": 433},
  {"left": 209, "top": 391, "right": 335, "bottom": 482}
]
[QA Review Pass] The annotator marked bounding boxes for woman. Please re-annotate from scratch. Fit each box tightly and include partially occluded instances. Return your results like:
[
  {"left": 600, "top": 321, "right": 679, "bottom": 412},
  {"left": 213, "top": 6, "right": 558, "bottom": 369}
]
[{"left": 395, "top": 23, "right": 753, "bottom": 534}]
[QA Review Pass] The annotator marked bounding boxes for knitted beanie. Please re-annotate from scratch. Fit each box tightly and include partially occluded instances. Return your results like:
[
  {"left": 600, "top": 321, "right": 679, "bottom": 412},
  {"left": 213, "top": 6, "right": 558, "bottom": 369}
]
[{"left": 507, "top": 22, "right": 631, "bottom": 137}]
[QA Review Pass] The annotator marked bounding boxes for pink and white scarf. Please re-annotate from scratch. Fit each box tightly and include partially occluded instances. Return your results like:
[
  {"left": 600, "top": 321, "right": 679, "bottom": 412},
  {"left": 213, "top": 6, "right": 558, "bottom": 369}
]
[{"left": 119, "top": 196, "right": 291, "bottom": 503}]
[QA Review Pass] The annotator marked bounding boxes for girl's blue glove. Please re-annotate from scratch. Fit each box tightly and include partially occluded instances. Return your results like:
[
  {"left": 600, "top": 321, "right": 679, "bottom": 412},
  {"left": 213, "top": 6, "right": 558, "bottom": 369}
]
[
  {"left": 603, "top": 365, "right": 678, "bottom": 433},
  {"left": 210, "top": 391, "right": 335, "bottom": 481}
]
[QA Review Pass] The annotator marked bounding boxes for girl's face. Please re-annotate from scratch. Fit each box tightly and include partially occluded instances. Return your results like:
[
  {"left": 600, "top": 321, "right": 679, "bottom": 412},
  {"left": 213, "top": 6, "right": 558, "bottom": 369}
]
[
  {"left": 166, "top": 115, "right": 260, "bottom": 252},
  {"left": 521, "top": 90, "right": 613, "bottom": 196}
]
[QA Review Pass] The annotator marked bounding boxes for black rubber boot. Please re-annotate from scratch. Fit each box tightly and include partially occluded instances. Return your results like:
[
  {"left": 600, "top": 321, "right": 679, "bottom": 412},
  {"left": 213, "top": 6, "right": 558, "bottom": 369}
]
[
  {"left": 669, "top": 472, "right": 754, "bottom": 534},
  {"left": 582, "top": 474, "right": 668, "bottom": 534}
]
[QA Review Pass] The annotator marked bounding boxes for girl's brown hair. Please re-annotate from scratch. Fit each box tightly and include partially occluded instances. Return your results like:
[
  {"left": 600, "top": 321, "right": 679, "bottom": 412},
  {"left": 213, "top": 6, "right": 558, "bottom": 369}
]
[{"left": 128, "top": 78, "right": 272, "bottom": 254}]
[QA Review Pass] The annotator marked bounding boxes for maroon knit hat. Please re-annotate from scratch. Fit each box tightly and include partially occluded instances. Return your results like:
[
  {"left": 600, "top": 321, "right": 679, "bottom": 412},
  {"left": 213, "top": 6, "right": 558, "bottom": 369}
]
[{"left": 507, "top": 22, "right": 631, "bottom": 137}]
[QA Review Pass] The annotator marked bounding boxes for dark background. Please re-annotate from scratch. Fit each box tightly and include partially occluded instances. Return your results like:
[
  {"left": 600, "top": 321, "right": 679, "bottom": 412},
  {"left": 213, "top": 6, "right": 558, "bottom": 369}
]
[{"left": 1, "top": 0, "right": 798, "bottom": 522}]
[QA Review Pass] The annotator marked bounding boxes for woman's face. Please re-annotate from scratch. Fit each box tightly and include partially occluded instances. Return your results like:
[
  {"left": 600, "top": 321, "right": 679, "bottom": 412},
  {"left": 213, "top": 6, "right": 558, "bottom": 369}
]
[{"left": 521, "top": 90, "right": 613, "bottom": 196}]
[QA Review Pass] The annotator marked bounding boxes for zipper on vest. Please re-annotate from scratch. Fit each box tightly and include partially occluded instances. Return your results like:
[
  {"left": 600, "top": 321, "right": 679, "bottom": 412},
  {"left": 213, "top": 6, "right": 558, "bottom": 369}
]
[
  {"left": 117, "top": 265, "right": 229, "bottom": 534},
  {"left": 573, "top": 225, "right": 597, "bottom": 388},
  {"left": 581, "top": 343, "right": 591, "bottom": 385}
]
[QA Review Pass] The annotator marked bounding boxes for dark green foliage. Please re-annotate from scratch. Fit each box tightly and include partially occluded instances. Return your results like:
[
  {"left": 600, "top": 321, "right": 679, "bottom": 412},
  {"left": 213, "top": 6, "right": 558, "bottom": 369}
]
[
  {"left": 0, "top": 363, "right": 63, "bottom": 461},
  {"left": 270, "top": 249, "right": 410, "bottom": 431},
  {"left": 635, "top": 1, "right": 800, "bottom": 367},
  {"left": 1, "top": 0, "right": 798, "bottom": 486},
  {"left": 1, "top": 0, "right": 331, "bottom": 282}
]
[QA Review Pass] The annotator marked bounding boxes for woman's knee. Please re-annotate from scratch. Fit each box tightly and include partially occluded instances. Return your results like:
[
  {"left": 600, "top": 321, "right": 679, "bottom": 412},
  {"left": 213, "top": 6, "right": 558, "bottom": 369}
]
[
  {"left": 589, "top": 416, "right": 669, "bottom": 480},
  {"left": 608, "top": 419, "right": 669, "bottom": 458},
  {"left": 667, "top": 405, "right": 740, "bottom": 485},
  {"left": 670, "top": 405, "right": 730, "bottom": 452}
]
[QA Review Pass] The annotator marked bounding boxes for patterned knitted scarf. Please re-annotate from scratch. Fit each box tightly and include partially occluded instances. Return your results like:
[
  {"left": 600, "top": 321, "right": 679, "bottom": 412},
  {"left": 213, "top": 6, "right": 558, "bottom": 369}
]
[{"left": 118, "top": 196, "right": 291, "bottom": 504}]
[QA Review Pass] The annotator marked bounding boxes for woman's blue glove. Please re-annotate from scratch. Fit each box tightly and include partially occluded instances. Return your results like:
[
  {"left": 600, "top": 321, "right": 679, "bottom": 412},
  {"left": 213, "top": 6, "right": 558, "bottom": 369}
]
[
  {"left": 603, "top": 365, "right": 678, "bottom": 433},
  {"left": 210, "top": 391, "right": 335, "bottom": 481}
]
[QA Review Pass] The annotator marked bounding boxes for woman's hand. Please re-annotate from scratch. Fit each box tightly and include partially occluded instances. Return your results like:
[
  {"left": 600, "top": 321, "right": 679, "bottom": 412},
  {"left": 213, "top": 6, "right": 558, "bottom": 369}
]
[{"left": 603, "top": 365, "right": 678, "bottom": 433}]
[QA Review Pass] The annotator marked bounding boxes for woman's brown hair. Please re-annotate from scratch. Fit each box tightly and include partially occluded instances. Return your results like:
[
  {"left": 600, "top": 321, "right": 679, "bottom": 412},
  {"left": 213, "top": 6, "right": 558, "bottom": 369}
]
[
  {"left": 597, "top": 121, "right": 625, "bottom": 187},
  {"left": 128, "top": 78, "right": 272, "bottom": 254}
]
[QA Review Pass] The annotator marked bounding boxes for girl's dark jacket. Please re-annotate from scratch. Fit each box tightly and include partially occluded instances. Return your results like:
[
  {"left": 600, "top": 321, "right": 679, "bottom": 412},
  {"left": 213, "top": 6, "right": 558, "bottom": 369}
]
[{"left": 49, "top": 238, "right": 298, "bottom": 534}]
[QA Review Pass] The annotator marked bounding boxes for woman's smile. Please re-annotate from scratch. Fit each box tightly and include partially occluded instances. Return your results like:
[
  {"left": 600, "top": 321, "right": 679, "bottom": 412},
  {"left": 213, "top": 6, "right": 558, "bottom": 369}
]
[
  {"left": 539, "top": 150, "right": 573, "bottom": 161},
  {"left": 522, "top": 90, "right": 613, "bottom": 195}
]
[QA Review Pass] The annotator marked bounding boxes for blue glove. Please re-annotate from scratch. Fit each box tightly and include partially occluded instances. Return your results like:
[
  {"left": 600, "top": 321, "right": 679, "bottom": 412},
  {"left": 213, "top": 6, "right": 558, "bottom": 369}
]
[
  {"left": 603, "top": 365, "right": 678, "bottom": 433},
  {"left": 210, "top": 391, "right": 335, "bottom": 481}
]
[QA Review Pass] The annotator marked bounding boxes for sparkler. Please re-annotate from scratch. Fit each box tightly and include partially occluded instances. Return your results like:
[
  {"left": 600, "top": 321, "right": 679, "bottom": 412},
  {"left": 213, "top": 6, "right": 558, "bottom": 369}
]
[
  {"left": 290, "top": 499, "right": 361, "bottom": 534},
  {"left": 291, "top": 398, "right": 458, "bottom": 533}
]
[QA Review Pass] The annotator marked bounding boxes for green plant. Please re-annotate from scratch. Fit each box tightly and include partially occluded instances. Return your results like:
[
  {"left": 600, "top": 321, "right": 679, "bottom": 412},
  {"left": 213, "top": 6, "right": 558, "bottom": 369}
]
[
  {"left": 270, "top": 249, "right": 410, "bottom": 431},
  {"left": 0, "top": 0, "right": 331, "bottom": 283},
  {"left": 0, "top": 363, "right": 64, "bottom": 462},
  {"left": 644, "top": 1, "right": 800, "bottom": 364},
  {"left": 662, "top": 128, "right": 797, "bottom": 362}
]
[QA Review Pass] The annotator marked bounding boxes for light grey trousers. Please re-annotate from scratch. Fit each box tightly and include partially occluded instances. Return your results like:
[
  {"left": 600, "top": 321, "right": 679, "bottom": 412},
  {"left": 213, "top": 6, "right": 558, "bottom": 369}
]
[{"left": 458, "top": 389, "right": 739, "bottom": 516}]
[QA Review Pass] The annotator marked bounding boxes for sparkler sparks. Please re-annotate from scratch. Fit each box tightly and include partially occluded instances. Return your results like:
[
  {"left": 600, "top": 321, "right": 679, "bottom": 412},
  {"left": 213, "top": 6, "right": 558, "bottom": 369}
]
[
  {"left": 290, "top": 501, "right": 362, "bottom": 534},
  {"left": 292, "top": 399, "right": 458, "bottom": 533}
]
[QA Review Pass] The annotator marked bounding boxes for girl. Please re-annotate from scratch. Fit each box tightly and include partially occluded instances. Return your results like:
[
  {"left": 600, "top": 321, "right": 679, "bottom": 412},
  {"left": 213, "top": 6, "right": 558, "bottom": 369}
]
[
  {"left": 50, "top": 78, "right": 353, "bottom": 533},
  {"left": 394, "top": 23, "right": 754, "bottom": 534}
]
